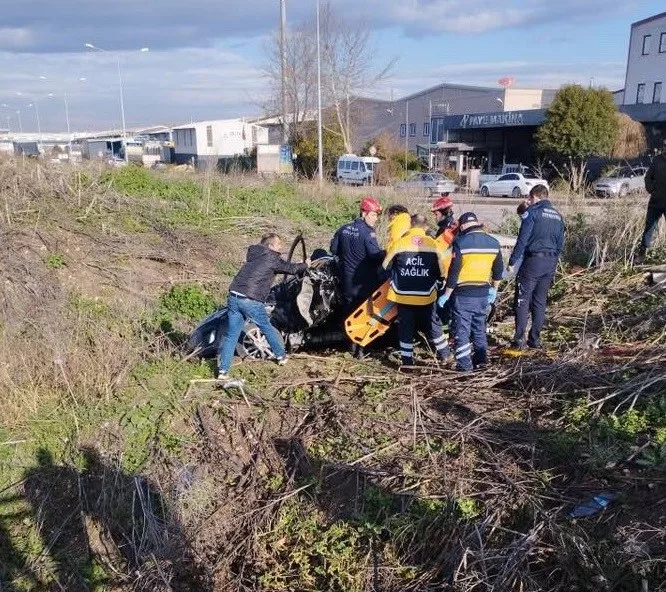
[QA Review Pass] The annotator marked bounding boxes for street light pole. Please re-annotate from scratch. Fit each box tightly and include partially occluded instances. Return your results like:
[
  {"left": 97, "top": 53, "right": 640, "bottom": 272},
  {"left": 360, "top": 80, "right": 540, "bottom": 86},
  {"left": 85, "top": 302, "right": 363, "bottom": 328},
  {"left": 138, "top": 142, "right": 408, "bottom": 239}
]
[
  {"left": 316, "top": 0, "right": 323, "bottom": 184},
  {"left": 17, "top": 110, "right": 22, "bottom": 133},
  {"left": 279, "top": 0, "right": 288, "bottom": 145}
]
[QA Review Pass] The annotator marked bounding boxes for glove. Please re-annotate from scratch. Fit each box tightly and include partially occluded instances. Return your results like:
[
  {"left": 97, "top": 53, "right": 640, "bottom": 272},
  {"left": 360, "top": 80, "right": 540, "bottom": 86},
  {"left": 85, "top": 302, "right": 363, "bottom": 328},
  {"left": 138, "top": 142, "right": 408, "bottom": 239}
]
[
  {"left": 487, "top": 287, "right": 498, "bottom": 305},
  {"left": 437, "top": 293, "right": 450, "bottom": 308}
]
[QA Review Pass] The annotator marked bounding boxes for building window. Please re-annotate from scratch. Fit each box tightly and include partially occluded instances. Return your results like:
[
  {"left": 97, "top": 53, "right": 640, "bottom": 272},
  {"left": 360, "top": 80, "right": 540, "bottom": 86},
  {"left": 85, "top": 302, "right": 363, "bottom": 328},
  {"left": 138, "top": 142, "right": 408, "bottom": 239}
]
[
  {"left": 660, "top": 32, "right": 666, "bottom": 53},
  {"left": 637, "top": 83, "right": 646, "bottom": 104},
  {"left": 642, "top": 34, "right": 652, "bottom": 55},
  {"left": 409, "top": 123, "right": 416, "bottom": 137},
  {"left": 654, "top": 82, "right": 663, "bottom": 104},
  {"left": 423, "top": 122, "right": 430, "bottom": 137},
  {"left": 399, "top": 124, "right": 406, "bottom": 137},
  {"left": 206, "top": 125, "right": 213, "bottom": 147}
]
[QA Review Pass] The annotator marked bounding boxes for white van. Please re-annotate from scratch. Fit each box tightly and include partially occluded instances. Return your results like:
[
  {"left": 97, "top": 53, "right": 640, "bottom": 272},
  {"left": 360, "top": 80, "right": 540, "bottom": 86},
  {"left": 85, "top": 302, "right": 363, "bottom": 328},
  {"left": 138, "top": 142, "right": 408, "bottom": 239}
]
[{"left": 336, "top": 154, "right": 381, "bottom": 185}]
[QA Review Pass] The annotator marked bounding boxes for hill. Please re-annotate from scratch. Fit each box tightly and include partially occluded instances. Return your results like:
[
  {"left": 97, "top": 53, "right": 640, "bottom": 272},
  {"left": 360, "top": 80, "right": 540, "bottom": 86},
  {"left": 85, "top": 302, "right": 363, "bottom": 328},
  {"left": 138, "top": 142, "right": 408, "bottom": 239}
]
[{"left": 0, "top": 159, "right": 664, "bottom": 591}]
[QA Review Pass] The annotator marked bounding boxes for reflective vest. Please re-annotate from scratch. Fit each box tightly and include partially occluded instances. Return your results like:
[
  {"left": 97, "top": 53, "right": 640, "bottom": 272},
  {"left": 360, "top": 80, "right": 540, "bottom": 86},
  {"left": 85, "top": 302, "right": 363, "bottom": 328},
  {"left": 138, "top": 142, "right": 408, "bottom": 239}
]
[
  {"left": 382, "top": 228, "right": 448, "bottom": 305},
  {"left": 386, "top": 212, "right": 411, "bottom": 252}
]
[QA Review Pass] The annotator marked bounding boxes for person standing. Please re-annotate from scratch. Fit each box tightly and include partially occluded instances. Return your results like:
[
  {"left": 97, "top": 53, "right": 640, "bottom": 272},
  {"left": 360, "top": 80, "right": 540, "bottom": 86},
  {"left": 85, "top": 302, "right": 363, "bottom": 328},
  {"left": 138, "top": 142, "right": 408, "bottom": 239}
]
[
  {"left": 330, "top": 196, "right": 385, "bottom": 310},
  {"left": 439, "top": 212, "right": 504, "bottom": 372},
  {"left": 507, "top": 185, "right": 565, "bottom": 350},
  {"left": 217, "top": 233, "right": 309, "bottom": 379},
  {"left": 386, "top": 204, "right": 411, "bottom": 252},
  {"left": 638, "top": 139, "right": 666, "bottom": 261},
  {"left": 383, "top": 214, "right": 450, "bottom": 366}
]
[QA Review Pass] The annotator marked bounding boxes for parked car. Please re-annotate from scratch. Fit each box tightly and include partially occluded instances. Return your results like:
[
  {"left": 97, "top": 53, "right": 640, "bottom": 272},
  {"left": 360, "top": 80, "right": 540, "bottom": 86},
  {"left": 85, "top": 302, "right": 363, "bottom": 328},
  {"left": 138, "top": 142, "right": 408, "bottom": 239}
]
[
  {"left": 593, "top": 167, "right": 647, "bottom": 198},
  {"left": 336, "top": 154, "right": 380, "bottom": 185},
  {"left": 478, "top": 163, "right": 530, "bottom": 187},
  {"left": 480, "top": 172, "right": 549, "bottom": 198},
  {"left": 395, "top": 172, "right": 457, "bottom": 196}
]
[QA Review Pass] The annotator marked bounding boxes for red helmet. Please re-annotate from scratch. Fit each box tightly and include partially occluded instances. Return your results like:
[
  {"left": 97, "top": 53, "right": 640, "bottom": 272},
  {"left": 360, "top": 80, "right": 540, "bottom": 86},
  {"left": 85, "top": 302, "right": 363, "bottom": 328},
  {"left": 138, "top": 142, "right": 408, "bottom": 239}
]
[
  {"left": 431, "top": 196, "right": 454, "bottom": 212},
  {"left": 360, "top": 196, "right": 382, "bottom": 214}
]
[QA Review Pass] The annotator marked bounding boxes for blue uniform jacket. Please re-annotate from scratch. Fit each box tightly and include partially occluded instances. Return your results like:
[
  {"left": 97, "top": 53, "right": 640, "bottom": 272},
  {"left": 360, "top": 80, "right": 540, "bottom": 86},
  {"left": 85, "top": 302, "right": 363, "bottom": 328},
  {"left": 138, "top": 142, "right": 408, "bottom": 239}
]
[
  {"left": 446, "top": 227, "right": 504, "bottom": 297},
  {"left": 509, "top": 200, "right": 565, "bottom": 267},
  {"left": 331, "top": 218, "right": 385, "bottom": 304}
]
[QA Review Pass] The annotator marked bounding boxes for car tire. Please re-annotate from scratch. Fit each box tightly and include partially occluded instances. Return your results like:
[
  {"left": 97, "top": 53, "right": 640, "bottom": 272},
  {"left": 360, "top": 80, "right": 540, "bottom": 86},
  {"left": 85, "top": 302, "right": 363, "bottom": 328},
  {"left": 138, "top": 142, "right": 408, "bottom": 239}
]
[
  {"left": 619, "top": 184, "right": 629, "bottom": 198},
  {"left": 480, "top": 186, "right": 489, "bottom": 197},
  {"left": 235, "top": 321, "right": 277, "bottom": 360},
  {"left": 512, "top": 186, "right": 522, "bottom": 198}
]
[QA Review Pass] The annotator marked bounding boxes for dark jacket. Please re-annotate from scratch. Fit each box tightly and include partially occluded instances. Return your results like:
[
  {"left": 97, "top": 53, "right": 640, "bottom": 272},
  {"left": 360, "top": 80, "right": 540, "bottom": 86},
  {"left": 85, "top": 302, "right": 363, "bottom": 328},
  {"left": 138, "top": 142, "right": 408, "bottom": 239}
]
[
  {"left": 645, "top": 154, "right": 666, "bottom": 207},
  {"left": 509, "top": 199, "right": 565, "bottom": 267},
  {"left": 229, "top": 244, "right": 307, "bottom": 302},
  {"left": 446, "top": 226, "right": 504, "bottom": 297},
  {"left": 330, "top": 218, "right": 385, "bottom": 305}
]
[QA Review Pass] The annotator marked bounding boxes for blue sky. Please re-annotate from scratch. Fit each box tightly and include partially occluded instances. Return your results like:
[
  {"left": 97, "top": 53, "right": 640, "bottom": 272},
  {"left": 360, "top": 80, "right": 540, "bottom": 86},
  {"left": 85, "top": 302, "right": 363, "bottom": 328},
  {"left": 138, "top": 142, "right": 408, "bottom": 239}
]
[{"left": 0, "top": 0, "right": 663, "bottom": 132}]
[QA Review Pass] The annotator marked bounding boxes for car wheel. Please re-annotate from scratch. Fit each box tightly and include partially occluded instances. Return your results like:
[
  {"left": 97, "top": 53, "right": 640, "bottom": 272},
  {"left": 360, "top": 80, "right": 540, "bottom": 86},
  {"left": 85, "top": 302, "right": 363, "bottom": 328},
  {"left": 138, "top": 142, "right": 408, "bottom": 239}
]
[
  {"left": 235, "top": 321, "right": 276, "bottom": 359},
  {"left": 480, "top": 186, "right": 489, "bottom": 197},
  {"left": 512, "top": 186, "right": 522, "bottom": 198},
  {"left": 619, "top": 184, "right": 629, "bottom": 198}
]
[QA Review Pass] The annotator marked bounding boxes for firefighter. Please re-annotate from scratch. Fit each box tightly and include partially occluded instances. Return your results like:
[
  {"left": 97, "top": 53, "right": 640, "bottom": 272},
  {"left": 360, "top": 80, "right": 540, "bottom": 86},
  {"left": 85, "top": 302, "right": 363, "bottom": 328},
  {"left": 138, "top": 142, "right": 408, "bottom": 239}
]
[
  {"left": 507, "top": 184, "right": 565, "bottom": 350},
  {"left": 386, "top": 204, "right": 411, "bottom": 252},
  {"left": 383, "top": 214, "right": 450, "bottom": 366},
  {"left": 331, "top": 196, "right": 385, "bottom": 311},
  {"left": 430, "top": 196, "right": 458, "bottom": 247},
  {"left": 430, "top": 195, "right": 457, "bottom": 344},
  {"left": 438, "top": 212, "right": 504, "bottom": 372}
]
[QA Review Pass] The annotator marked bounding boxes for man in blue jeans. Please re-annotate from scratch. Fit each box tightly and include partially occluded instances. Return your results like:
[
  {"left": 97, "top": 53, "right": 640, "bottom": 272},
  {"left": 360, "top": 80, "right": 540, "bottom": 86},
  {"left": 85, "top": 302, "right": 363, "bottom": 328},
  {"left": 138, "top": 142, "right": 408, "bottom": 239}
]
[
  {"left": 217, "top": 233, "right": 309, "bottom": 379},
  {"left": 507, "top": 184, "right": 565, "bottom": 350}
]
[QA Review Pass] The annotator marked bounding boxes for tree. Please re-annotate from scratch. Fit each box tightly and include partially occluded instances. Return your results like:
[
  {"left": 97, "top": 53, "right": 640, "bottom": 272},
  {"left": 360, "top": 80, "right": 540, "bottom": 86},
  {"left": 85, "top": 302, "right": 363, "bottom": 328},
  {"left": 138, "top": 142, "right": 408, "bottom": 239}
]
[
  {"left": 262, "top": 2, "right": 395, "bottom": 153},
  {"left": 611, "top": 113, "right": 647, "bottom": 160},
  {"left": 536, "top": 85, "right": 619, "bottom": 193},
  {"left": 291, "top": 119, "right": 345, "bottom": 178}
]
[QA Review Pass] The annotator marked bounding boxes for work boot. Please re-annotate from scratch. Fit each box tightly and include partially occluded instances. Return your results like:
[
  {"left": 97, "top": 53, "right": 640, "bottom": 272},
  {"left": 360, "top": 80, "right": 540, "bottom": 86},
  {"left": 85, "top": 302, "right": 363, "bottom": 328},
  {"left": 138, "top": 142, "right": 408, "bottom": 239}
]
[
  {"left": 509, "top": 340, "right": 525, "bottom": 350},
  {"left": 437, "top": 347, "right": 451, "bottom": 362},
  {"left": 527, "top": 340, "right": 543, "bottom": 350}
]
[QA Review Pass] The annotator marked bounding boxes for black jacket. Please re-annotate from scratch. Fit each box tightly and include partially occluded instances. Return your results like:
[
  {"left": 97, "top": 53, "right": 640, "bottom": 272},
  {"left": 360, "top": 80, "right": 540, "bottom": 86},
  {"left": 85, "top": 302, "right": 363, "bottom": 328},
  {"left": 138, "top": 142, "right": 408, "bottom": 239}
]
[
  {"left": 645, "top": 154, "right": 666, "bottom": 207},
  {"left": 228, "top": 244, "right": 307, "bottom": 302}
]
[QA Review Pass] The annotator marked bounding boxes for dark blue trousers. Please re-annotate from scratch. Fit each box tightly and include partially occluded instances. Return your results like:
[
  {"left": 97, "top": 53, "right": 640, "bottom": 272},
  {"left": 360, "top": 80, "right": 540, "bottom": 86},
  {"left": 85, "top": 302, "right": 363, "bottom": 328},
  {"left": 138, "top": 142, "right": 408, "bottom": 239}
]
[
  {"left": 452, "top": 293, "right": 488, "bottom": 371},
  {"left": 398, "top": 303, "right": 449, "bottom": 364},
  {"left": 513, "top": 255, "right": 558, "bottom": 347},
  {"left": 641, "top": 205, "right": 666, "bottom": 250}
]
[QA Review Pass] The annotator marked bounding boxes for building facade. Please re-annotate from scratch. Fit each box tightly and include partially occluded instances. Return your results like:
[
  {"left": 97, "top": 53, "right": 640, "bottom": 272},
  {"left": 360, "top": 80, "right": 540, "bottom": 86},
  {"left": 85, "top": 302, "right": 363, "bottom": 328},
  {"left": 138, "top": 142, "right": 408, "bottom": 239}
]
[
  {"left": 622, "top": 11, "right": 666, "bottom": 148},
  {"left": 173, "top": 119, "right": 269, "bottom": 166}
]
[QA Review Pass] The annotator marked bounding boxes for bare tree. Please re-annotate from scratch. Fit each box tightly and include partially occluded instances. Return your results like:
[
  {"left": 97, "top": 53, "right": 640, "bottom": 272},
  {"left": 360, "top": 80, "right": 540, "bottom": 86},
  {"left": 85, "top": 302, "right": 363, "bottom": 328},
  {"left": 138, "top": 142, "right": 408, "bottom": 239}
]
[{"left": 263, "top": 2, "right": 395, "bottom": 152}]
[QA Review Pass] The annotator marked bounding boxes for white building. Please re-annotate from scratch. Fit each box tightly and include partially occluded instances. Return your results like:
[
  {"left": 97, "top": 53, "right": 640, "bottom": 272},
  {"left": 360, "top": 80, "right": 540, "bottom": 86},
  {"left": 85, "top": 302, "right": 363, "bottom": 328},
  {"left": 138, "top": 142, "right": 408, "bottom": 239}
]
[
  {"left": 172, "top": 119, "right": 268, "bottom": 166},
  {"left": 623, "top": 11, "right": 666, "bottom": 106}
]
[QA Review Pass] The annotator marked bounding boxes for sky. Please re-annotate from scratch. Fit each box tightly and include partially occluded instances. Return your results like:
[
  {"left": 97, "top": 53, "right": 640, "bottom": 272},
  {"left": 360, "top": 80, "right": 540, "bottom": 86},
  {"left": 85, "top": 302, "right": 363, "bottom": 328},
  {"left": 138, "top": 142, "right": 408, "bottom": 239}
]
[{"left": 0, "top": 0, "right": 663, "bottom": 133}]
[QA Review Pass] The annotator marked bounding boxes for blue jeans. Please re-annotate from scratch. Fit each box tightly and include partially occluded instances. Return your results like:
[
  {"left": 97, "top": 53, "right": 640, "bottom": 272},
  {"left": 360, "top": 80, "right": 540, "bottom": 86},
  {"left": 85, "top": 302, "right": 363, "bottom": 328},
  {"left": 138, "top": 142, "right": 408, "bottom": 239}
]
[
  {"left": 452, "top": 293, "right": 489, "bottom": 371},
  {"left": 217, "top": 294, "right": 286, "bottom": 373},
  {"left": 641, "top": 205, "right": 666, "bottom": 250}
]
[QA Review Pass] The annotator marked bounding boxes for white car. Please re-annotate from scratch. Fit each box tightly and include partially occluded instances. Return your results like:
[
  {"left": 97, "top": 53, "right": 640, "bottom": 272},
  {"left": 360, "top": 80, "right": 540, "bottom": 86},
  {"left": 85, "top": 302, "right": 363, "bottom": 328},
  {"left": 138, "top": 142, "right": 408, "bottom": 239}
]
[
  {"left": 480, "top": 173, "right": 549, "bottom": 198},
  {"left": 593, "top": 167, "right": 647, "bottom": 198},
  {"left": 395, "top": 172, "right": 457, "bottom": 196}
]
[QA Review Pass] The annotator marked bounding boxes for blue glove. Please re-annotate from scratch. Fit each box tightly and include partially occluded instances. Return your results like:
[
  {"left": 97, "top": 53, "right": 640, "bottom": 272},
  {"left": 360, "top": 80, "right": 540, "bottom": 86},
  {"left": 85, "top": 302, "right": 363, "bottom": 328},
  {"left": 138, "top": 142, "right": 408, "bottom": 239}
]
[
  {"left": 437, "top": 293, "right": 450, "bottom": 308},
  {"left": 487, "top": 287, "right": 498, "bottom": 305}
]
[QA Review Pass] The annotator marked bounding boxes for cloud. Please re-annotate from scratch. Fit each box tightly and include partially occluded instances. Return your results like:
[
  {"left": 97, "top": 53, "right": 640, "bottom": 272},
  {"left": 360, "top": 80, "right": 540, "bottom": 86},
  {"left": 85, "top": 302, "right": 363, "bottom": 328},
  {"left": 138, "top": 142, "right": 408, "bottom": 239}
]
[
  {"left": 0, "top": 0, "right": 630, "bottom": 53},
  {"left": 0, "top": 48, "right": 266, "bottom": 132}
]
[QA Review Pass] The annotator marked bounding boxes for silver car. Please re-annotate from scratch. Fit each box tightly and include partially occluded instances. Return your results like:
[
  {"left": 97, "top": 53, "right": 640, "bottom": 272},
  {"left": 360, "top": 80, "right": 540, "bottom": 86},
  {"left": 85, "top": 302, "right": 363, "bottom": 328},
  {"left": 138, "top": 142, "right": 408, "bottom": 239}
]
[
  {"left": 593, "top": 167, "right": 647, "bottom": 198},
  {"left": 396, "top": 172, "right": 457, "bottom": 196}
]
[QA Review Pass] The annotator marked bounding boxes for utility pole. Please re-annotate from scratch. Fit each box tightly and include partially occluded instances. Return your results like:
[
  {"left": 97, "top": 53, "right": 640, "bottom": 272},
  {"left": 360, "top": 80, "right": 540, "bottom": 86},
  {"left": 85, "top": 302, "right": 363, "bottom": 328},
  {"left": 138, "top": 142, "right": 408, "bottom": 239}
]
[
  {"left": 279, "top": 0, "right": 288, "bottom": 145},
  {"left": 404, "top": 100, "right": 409, "bottom": 172},
  {"left": 316, "top": 0, "right": 323, "bottom": 184}
]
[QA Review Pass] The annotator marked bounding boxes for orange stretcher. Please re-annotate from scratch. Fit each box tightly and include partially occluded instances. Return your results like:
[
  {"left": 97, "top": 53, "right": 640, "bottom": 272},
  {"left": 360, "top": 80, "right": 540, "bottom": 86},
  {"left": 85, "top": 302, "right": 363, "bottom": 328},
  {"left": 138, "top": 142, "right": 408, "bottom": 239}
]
[{"left": 344, "top": 281, "right": 398, "bottom": 347}]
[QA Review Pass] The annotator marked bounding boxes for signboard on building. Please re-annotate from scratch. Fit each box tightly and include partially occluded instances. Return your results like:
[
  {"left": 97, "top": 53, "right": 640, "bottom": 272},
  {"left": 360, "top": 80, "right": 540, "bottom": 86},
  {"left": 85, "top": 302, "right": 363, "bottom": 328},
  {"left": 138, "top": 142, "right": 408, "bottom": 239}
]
[{"left": 435, "top": 108, "right": 547, "bottom": 131}]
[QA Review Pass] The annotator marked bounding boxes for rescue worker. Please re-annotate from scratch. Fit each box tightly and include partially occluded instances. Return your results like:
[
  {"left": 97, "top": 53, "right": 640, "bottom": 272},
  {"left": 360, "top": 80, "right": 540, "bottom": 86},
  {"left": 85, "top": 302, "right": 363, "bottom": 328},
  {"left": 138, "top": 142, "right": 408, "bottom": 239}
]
[
  {"left": 383, "top": 214, "right": 450, "bottom": 366},
  {"left": 430, "top": 196, "right": 458, "bottom": 344},
  {"left": 637, "top": 138, "right": 666, "bottom": 262},
  {"left": 217, "top": 233, "right": 310, "bottom": 379},
  {"left": 439, "top": 212, "right": 504, "bottom": 372},
  {"left": 330, "top": 196, "right": 385, "bottom": 310},
  {"left": 507, "top": 184, "right": 565, "bottom": 350},
  {"left": 386, "top": 205, "right": 411, "bottom": 252},
  {"left": 430, "top": 196, "right": 458, "bottom": 247}
]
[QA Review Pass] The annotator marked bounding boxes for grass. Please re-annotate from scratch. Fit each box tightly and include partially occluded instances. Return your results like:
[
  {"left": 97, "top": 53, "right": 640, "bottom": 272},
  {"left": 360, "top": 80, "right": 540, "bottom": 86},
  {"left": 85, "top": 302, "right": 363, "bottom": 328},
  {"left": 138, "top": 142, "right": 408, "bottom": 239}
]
[{"left": 1, "top": 158, "right": 665, "bottom": 591}]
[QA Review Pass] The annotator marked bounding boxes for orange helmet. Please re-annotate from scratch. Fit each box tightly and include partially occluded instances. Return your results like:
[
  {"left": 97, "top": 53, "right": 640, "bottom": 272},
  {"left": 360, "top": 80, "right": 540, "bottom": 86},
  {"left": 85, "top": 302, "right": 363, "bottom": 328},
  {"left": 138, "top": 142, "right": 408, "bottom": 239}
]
[
  {"left": 431, "top": 196, "right": 454, "bottom": 212},
  {"left": 360, "top": 196, "right": 382, "bottom": 214}
]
